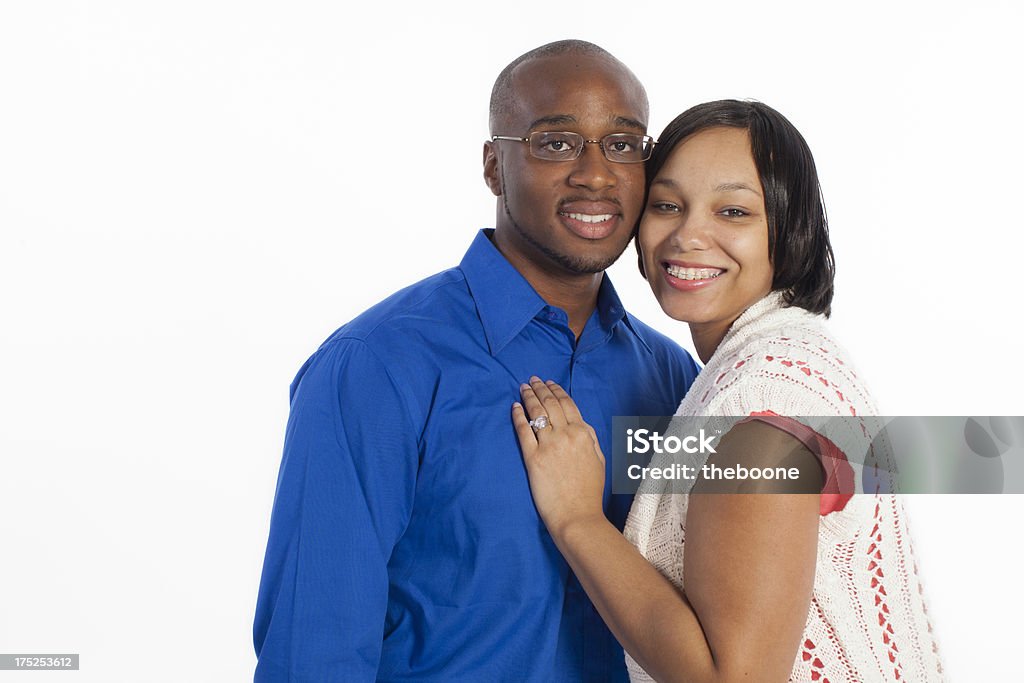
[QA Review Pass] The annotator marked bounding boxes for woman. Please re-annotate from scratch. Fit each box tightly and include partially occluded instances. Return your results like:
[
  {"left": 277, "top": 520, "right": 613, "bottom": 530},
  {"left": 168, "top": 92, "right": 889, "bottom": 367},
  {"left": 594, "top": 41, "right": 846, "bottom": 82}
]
[{"left": 512, "top": 101, "right": 943, "bottom": 682}]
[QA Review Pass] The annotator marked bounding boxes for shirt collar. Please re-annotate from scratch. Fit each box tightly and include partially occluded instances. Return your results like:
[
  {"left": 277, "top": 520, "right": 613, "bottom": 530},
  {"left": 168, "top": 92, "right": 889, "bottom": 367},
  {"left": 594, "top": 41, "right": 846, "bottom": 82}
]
[
  {"left": 595, "top": 275, "right": 654, "bottom": 355},
  {"left": 459, "top": 229, "right": 650, "bottom": 355}
]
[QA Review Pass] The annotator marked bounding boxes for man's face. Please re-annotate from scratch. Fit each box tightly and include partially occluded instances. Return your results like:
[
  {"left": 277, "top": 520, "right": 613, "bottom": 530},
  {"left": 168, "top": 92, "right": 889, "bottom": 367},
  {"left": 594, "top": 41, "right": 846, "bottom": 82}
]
[{"left": 484, "top": 54, "right": 648, "bottom": 276}]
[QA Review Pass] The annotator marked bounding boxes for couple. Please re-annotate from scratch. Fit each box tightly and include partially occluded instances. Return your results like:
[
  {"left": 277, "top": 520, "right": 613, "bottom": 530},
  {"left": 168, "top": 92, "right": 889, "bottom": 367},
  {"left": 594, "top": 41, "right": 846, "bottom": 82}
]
[{"left": 254, "top": 40, "right": 943, "bottom": 682}]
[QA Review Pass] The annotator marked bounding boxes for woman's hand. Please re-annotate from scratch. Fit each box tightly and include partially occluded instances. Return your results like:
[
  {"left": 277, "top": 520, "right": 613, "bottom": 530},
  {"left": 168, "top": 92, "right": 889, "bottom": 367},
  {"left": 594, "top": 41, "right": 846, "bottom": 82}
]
[
  {"left": 512, "top": 381, "right": 821, "bottom": 683},
  {"left": 512, "top": 377, "right": 606, "bottom": 539}
]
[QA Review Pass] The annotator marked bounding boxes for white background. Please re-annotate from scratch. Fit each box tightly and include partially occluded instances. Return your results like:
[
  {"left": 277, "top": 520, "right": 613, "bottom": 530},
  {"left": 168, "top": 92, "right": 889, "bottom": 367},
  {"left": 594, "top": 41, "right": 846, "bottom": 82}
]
[{"left": 1, "top": 1, "right": 1020, "bottom": 680}]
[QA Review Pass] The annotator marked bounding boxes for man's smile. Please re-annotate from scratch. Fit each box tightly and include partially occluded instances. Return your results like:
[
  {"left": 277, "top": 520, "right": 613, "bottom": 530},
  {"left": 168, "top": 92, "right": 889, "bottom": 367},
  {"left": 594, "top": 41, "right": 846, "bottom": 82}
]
[{"left": 557, "top": 199, "right": 622, "bottom": 239}]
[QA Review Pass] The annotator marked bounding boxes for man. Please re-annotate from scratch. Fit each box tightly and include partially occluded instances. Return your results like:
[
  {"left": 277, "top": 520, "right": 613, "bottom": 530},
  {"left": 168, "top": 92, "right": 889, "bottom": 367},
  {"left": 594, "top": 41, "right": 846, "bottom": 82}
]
[{"left": 254, "top": 40, "right": 700, "bottom": 681}]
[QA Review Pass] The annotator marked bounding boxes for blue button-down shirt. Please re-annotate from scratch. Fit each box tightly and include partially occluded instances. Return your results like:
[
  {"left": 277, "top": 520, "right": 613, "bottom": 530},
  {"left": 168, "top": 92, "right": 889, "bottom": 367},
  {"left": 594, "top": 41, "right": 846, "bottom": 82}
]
[{"left": 254, "top": 230, "right": 700, "bottom": 682}]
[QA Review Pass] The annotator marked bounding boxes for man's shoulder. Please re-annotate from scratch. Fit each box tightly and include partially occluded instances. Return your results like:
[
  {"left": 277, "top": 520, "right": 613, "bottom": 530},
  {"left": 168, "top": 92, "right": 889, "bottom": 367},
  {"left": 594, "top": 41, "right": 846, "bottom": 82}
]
[
  {"left": 300, "top": 264, "right": 487, "bottom": 379},
  {"left": 324, "top": 266, "right": 473, "bottom": 346},
  {"left": 290, "top": 266, "right": 474, "bottom": 399}
]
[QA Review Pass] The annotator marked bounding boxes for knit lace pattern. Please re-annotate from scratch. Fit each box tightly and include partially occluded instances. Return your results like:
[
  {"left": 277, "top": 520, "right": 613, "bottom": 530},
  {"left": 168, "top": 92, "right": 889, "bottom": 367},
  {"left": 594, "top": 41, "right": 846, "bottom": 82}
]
[{"left": 623, "top": 293, "right": 944, "bottom": 682}]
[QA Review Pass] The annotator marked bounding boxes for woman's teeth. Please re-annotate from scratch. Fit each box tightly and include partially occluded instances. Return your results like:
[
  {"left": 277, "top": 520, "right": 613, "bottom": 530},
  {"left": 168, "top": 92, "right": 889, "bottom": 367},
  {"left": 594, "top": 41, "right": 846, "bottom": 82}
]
[{"left": 666, "top": 265, "right": 723, "bottom": 281}]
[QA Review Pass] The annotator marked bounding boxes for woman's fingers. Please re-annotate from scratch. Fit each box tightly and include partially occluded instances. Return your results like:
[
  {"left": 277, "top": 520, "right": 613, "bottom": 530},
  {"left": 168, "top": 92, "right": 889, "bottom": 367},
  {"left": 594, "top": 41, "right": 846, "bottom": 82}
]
[
  {"left": 518, "top": 378, "right": 604, "bottom": 464},
  {"left": 513, "top": 379, "right": 608, "bottom": 536},
  {"left": 521, "top": 377, "right": 593, "bottom": 428},
  {"left": 543, "top": 380, "right": 585, "bottom": 424},
  {"left": 586, "top": 424, "right": 605, "bottom": 465},
  {"left": 521, "top": 377, "right": 567, "bottom": 429},
  {"left": 511, "top": 402, "right": 538, "bottom": 456}
]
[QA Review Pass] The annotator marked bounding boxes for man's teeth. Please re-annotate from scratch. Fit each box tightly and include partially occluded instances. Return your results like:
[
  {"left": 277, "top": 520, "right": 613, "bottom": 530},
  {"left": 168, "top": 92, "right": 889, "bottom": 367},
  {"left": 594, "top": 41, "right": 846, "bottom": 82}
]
[
  {"left": 666, "top": 265, "right": 723, "bottom": 281},
  {"left": 563, "top": 212, "right": 614, "bottom": 223}
]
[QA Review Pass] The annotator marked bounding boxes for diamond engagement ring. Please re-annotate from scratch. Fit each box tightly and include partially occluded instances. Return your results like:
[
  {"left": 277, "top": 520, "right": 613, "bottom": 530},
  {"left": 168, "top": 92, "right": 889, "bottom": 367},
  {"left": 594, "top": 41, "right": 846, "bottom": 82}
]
[{"left": 529, "top": 415, "right": 550, "bottom": 431}]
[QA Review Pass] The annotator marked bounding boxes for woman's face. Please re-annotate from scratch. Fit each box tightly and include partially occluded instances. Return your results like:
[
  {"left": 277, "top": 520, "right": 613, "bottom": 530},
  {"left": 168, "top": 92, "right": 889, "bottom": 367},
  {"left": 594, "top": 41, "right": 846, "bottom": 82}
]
[{"left": 639, "top": 126, "right": 773, "bottom": 346}]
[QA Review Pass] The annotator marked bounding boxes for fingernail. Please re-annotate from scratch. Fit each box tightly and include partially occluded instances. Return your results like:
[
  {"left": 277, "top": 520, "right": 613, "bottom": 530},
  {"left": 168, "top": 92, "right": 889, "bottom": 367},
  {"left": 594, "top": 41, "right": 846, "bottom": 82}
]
[
  {"left": 512, "top": 401, "right": 522, "bottom": 408},
  {"left": 520, "top": 383, "right": 530, "bottom": 391},
  {"left": 545, "top": 380, "right": 555, "bottom": 386},
  {"left": 530, "top": 375, "right": 541, "bottom": 383}
]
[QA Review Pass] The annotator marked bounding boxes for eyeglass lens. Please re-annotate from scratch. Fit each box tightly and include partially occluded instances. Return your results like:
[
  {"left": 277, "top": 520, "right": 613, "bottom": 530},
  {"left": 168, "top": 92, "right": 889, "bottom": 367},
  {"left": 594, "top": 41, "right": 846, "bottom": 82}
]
[{"left": 528, "top": 132, "right": 651, "bottom": 163}]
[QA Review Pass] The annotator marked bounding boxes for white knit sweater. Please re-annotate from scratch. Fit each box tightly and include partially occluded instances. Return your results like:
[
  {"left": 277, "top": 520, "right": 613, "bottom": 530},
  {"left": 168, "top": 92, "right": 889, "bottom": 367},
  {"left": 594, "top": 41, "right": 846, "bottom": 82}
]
[{"left": 623, "top": 293, "right": 944, "bottom": 682}]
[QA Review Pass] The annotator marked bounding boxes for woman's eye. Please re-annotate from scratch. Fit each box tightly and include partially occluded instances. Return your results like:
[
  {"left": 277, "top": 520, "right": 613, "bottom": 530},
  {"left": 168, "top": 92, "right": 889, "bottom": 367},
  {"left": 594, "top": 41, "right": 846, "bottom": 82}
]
[
  {"left": 650, "top": 201, "right": 679, "bottom": 212},
  {"left": 719, "top": 208, "right": 748, "bottom": 217}
]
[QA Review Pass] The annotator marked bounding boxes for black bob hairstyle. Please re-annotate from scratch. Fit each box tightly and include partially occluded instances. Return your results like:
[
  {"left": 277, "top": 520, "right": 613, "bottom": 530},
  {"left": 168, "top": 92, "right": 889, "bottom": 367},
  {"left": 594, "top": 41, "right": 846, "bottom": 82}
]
[{"left": 638, "top": 100, "right": 835, "bottom": 317}]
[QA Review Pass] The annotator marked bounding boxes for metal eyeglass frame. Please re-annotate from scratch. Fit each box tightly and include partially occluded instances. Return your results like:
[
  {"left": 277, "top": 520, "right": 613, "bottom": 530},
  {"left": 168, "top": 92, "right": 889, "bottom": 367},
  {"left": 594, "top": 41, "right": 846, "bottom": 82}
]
[{"left": 490, "top": 131, "right": 655, "bottom": 163}]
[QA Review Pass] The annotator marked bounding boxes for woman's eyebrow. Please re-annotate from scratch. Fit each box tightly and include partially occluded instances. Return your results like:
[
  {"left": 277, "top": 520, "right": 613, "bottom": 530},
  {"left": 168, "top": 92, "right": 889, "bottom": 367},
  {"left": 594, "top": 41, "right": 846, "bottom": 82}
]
[
  {"left": 649, "top": 177, "right": 762, "bottom": 198},
  {"left": 650, "top": 177, "right": 679, "bottom": 189},
  {"left": 714, "top": 181, "right": 762, "bottom": 197}
]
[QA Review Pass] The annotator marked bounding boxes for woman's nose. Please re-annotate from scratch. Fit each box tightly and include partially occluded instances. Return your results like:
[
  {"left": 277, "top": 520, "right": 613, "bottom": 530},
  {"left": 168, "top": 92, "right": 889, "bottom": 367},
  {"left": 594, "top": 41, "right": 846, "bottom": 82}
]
[{"left": 670, "top": 214, "right": 711, "bottom": 252}]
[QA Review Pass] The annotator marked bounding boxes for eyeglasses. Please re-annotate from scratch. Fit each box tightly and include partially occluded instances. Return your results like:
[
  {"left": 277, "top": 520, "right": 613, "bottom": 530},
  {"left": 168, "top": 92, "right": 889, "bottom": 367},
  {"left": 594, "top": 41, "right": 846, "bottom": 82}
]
[{"left": 491, "top": 131, "right": 655, "bottom": 163}]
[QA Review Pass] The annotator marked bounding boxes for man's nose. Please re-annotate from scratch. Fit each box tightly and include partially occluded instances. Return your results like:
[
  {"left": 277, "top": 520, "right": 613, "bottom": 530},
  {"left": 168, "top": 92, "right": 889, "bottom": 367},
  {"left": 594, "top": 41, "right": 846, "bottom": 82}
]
[{"left": 568, "top": 142, "right": 617, "bottom": 191}]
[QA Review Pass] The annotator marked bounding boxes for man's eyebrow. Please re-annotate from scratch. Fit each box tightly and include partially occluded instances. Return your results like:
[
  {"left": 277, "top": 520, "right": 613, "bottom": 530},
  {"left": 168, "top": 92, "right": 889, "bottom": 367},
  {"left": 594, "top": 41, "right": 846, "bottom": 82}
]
[
  {"left": 528, "top": 114, "right": 578, "bottom": 130},
  {"left": 525, "top": 114, "right": 647, "bottom": 132},
  {"left": 614, "top": 116, "right": 646, "bottom": 132}
]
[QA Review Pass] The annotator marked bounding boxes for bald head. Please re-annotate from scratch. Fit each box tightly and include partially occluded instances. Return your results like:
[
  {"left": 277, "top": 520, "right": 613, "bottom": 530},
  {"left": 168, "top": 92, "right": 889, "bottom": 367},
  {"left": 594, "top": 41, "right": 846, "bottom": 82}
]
[{"left": 488, "top": 40, "right": 648, "bottom": 135}]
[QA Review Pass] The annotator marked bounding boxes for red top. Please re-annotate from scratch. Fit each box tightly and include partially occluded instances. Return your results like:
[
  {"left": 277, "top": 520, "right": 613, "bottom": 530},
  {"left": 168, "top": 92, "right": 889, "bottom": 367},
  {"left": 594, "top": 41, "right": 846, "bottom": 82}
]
[{"left": 745, "top": 411, "right": 854, "bottom": 515}]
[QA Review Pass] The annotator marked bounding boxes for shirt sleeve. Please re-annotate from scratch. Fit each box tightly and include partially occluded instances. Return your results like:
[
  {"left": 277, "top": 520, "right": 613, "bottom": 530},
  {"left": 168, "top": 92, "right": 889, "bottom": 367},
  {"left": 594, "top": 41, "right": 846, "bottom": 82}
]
[
  {"left": 742, "top": 411, "right": 855, "bottom": 515},
  {"left": 253, "top": 337, "right": 420, "bottom": 682}
]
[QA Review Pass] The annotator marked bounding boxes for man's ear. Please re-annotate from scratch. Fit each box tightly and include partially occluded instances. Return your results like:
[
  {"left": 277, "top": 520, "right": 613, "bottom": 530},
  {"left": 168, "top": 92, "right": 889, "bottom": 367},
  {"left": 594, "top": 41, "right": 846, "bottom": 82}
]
[{"left": 482, "top": 141, "right": 502, "bottom": 197}]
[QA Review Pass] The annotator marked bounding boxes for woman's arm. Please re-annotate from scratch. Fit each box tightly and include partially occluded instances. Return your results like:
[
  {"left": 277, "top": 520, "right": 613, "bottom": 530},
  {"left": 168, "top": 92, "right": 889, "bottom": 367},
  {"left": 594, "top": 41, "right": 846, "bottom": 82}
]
[{"left": 514, "top": 378, "right": 822, "bottom": 683}]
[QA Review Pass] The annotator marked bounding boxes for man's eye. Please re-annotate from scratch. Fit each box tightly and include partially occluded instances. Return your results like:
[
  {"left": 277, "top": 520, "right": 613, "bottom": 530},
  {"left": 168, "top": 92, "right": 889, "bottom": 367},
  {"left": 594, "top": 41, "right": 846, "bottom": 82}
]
[
  {"left": 609, "top": 140, "right": 634, "bottom": 153},
  {"left": 538, "top": 135, "right": 577, "bottom": 152}
]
